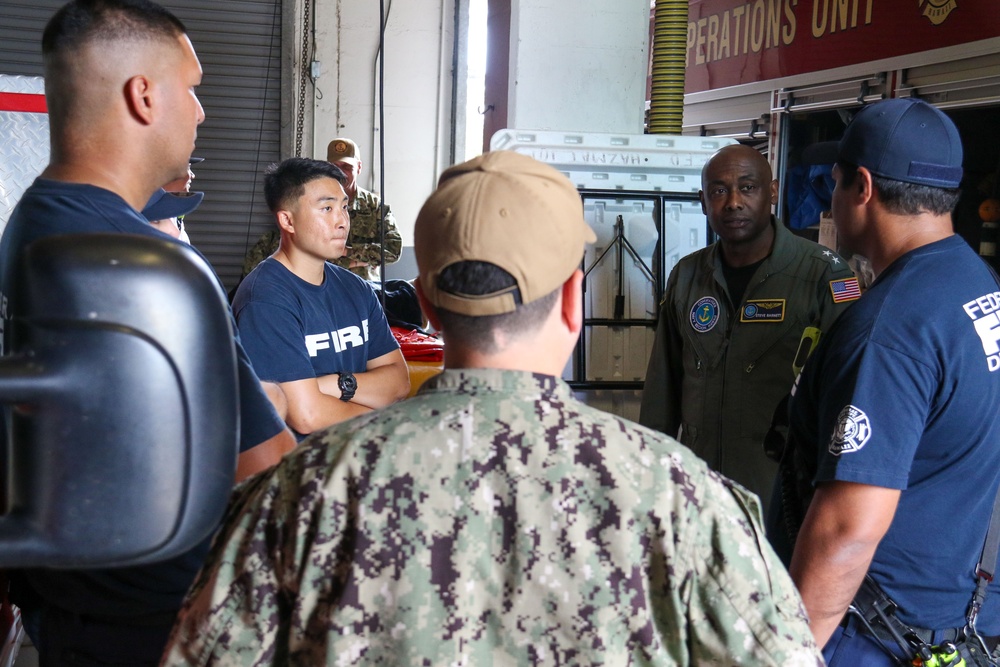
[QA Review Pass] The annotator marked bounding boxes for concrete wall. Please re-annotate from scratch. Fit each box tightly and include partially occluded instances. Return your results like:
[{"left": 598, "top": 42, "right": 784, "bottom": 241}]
[
  {"left": 311, "top": 0, "right": 456, "bottom": 266},
  {"left": 507, "top": 0, "right": 650, "bottom": 134},
  {"left": 308, "top": 0, "right": 651, "bottom": 264}
]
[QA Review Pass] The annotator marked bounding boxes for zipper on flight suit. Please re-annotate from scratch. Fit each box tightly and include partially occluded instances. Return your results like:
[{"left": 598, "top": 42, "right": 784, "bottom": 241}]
[
  {"left": 740, "top": 272, "right": 777, "bottom": 375},
  {"left": 719, "top": 271, "right": 771, "bottom": 472}
]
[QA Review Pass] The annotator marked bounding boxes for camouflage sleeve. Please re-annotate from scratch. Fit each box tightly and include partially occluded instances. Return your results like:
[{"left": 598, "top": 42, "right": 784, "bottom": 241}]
[
  {"left": 241, "top": 230, "right": 280, "bottom": 280},
  {"left": 161, "top": 449, "right": 323, "bottom": 666},
  {"left": 336, "top": 203, "right": 402, "bottom": 271},
  {"left": 681, "top": 470, "right": 824, "bottom": 666}
]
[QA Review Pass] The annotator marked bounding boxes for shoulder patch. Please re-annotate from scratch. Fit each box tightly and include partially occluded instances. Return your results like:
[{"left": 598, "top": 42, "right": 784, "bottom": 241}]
[
  {"left": 829, "top": 277, "right": 861, "bottom": 303},
  {"left": 829, "top": 405, "right": 871, "bottom": 455},
  {"left": 819, "top": 248, "right": 844, "bottom": 266},
  {"left": 690, "top": 296, "right": 720, "bottom": 333}
]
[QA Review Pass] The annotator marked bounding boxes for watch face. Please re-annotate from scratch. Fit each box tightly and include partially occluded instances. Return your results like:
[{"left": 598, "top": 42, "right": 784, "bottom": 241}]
[{"left": 340, "top": 373, "right": 357, "bottom": 392}]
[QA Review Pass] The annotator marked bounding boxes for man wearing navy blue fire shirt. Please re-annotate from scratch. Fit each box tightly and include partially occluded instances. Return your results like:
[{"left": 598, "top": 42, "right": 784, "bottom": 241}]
[
  {"left": 232, "top": 158, "right": 408, "bottom": 439},
  {"left": 0, "top": 1, "right": 295, "bottom": 664},
  {"left": 774, "top": 98, "right": 1000, "bottom": 664}
]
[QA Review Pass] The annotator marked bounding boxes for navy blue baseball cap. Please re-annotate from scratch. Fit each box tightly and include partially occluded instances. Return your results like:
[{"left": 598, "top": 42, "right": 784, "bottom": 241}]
[
  {"left": 141, "top": 189, "right": 204, "bottom": 221},
  {"left": 805, "top": 98, "right": 963, "bottom": 189}
]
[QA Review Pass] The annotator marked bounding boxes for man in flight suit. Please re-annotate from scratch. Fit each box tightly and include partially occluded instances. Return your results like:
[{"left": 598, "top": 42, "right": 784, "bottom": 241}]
[{"left": 640, "top": 144, "right": 858, "bottom": 511}]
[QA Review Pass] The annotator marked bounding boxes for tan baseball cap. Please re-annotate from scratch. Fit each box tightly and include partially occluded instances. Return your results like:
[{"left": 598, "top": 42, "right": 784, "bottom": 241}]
[
  {"left": 327, "top": 138, "right": 360, "bottom": 165},
  {"left": 415, "top": 151, "right": 596, "bottom": 316}
]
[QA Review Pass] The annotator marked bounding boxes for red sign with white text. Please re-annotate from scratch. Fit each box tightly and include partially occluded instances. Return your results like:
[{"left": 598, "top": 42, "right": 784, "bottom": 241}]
[{"left": 685, "top": 0, "right": 1000, "bottom": 93}]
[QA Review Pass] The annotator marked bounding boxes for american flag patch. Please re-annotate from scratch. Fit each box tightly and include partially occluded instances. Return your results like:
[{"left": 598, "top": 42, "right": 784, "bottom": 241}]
[{"left": 830, "top": 277, "right": 861, "bottom": 303}]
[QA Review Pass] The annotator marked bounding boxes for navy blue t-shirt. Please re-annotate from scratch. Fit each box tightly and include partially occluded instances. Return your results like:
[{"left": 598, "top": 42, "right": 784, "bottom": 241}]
[
  {"left": 0, "top": 178, "right": 285, "bottom": 618},
  {"left": 233, "top": 259, "right": 399, "bottom": 431},
  {"left": 789, "top": 235, "right": 1000, "bottom": 634}
]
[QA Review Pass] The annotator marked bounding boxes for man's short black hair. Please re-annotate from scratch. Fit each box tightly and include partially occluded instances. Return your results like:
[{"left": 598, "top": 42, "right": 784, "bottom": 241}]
[
  {"left": 434, "top": 261, "right": 560, "bottom": 354},
  {"left": 836, "top": 161, "right": 961, "bottom": 216},
  {"left": 264, "top": 158, "right": 346, "bottom": 213},
  {"left": 43, "top": 0, "right": 186, "bottom": 59}
]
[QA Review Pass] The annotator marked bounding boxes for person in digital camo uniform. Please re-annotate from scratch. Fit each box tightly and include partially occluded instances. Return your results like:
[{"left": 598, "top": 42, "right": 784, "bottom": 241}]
[
  {"left": 162, "top": 151, "right": 823, "bottom": 666},
  {"left": 240, "top": 137, "right": 402, "bottom": 282}
]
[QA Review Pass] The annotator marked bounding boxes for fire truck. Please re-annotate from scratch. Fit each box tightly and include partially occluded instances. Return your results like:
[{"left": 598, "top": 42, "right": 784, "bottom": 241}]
[{"left": 681, "top": 0, "right": 1000, "bottom": 255}]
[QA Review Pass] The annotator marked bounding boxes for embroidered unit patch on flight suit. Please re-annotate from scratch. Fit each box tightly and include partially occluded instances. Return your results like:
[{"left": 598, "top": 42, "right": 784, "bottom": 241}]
[
  {"left": 690, "top": 296, "right": 720, "bottom": 332},
  {"left": 741, "top": 299, "right": 785, "bottom": 322}
]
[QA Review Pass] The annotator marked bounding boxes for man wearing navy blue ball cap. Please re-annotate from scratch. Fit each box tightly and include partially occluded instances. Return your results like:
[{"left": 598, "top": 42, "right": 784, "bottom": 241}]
[
  {"left": 773, "top": 97, "right": 1000, "bottom": 664},
  {"left": 142, "top": 187, "right": 203, "bottom": 241},
  {"left": 143, "top": 156, "right": 205, "bottom": 242}
]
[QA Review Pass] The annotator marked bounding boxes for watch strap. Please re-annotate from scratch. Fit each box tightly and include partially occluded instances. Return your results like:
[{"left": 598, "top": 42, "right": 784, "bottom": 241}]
[{"left": 337, "top": 372, "right": 357, "bottom": 402}]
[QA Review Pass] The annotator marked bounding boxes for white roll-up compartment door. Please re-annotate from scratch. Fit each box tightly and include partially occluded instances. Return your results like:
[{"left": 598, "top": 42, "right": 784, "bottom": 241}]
[
  {"left": 682, "top": 90, "right": 772, "bottom": 143},
  {"left": 898, "top": 52, "right": 1000, "bottom": 109}
]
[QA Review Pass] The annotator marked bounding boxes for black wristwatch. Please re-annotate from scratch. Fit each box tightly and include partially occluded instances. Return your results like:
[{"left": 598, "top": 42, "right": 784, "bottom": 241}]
[{"left": 337, "top": 372, "right": 357, "bottom": 402}]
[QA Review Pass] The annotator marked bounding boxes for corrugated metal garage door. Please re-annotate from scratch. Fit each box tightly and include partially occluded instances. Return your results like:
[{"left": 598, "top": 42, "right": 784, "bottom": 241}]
[{"left": 0, "top": 0, "right": 282, "bottom": 290}]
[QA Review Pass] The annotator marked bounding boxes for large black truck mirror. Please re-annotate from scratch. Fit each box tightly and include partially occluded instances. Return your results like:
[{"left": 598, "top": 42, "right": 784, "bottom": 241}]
[{"left": 0, "top": 233, "right": 238, "bottom": 568}]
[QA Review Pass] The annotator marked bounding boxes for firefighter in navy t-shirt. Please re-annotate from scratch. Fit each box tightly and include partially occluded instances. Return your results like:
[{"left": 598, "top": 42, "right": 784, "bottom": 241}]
[
  {"left": 232, "top": 158, "right": 409, "bottom": 439},
  {"left": 775, "top": 99, "right": 1000, "bottom": 664}
]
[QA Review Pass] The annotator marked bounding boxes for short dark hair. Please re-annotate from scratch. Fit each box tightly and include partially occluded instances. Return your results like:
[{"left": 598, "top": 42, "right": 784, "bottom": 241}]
[
  {"left": 42, "top": 1, "right": 188, "bottom": 125},
  {"left": 837, "top": 160, "right": 960, "bottom": 216},
  {"left": 263, "top": 158, "right": 346, "bottom": 213},
  {"left": 433, "top": 261, "right": 560, "bottom": 354},
  {"left": 43, "top": 0, "right": 186, "bottom": 63}
]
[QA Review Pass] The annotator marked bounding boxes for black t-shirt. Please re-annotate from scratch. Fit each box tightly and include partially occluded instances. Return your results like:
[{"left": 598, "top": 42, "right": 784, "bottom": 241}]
[{"left": 721, "top": 257, "right": 765, "bottom": 306}]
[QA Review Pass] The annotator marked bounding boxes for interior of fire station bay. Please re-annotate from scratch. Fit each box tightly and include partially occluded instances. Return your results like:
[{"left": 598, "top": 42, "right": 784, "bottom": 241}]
[
  {"left": 1, "top": 0, "right": 1000, "bottom": 661},
  {"left": 3, "top": 0, "right": 1000, "bottom": 420}
]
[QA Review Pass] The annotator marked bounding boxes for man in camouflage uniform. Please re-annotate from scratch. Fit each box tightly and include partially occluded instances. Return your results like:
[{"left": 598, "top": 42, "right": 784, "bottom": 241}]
[
  {"left": 162, "top": 151, "right": 823, "bottom": 666},
  {"left": 240, "top": 137, "right": 402, "bottom": 282}
]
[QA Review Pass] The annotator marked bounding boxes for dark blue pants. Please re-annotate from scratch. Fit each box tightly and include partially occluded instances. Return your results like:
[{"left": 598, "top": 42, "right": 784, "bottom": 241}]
[
  {"left": 823, "top": 614, "right": 996, "bottom": 666},
  {"left": 33, "top": 604, "right": 172, "bottom": 667},
  {"left": 823, "top": 616, "right": 905, "bottom": 666}
]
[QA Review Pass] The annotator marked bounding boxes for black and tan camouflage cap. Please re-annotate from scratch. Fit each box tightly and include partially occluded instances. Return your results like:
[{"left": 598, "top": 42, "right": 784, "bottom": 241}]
[
  {"left": 327, "top": 138, "right": 360, "bottom": 165},
  {"left": 415, "top": 150, "right": 596, "bottom": 317}
]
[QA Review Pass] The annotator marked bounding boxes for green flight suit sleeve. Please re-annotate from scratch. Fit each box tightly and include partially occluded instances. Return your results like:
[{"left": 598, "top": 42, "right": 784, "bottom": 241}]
[
  {"left": 814, "top": 252, "right": 859, "bottom": 334},
  {"left": 640, "top": 266, "right": 684, "bottom": 436}
]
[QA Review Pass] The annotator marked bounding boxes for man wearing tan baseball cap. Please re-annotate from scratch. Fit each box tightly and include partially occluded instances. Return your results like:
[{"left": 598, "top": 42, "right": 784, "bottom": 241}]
[
  {"left": 164, "top": 151, "right": 821, "bottom": 666},
  {"left": 326, "top": 137, "right": 401, "bottom": 280}
]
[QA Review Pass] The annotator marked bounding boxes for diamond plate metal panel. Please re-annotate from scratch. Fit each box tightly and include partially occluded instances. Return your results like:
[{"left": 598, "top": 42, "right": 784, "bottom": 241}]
[
  {"left": 0, "top": 74, "right": 49, "bottom": 237},
  {"left": 0, "top": 74, "right": 45, "bottom": 95}
]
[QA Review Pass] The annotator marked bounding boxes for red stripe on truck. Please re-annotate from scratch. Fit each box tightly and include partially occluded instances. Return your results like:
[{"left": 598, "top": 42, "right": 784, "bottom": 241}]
[{"left": 0, "top": 92, "right": 47, "bottom": 114}]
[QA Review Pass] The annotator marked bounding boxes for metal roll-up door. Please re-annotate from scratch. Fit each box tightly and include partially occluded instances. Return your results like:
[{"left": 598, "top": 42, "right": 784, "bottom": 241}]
[
  {"left": 898, "top": 52, "right": 1000, "bottom": 110},
  {"left": 0, "top": 0, "right": 283, "bottom": 290},
  {"left": 0, "top": 3, "right": 57, "bottom": 76},
  {"left": 682, "top": 91, "right": 772, "bottom": 142}
]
